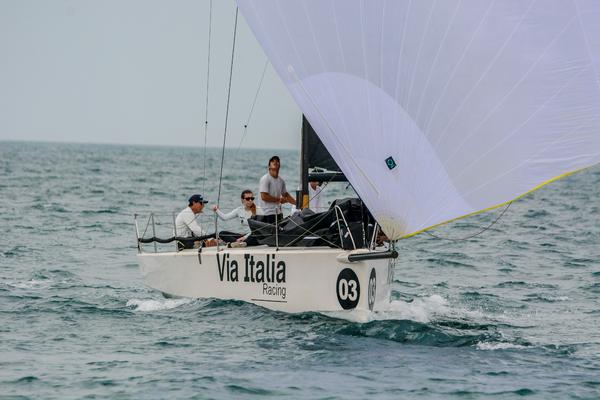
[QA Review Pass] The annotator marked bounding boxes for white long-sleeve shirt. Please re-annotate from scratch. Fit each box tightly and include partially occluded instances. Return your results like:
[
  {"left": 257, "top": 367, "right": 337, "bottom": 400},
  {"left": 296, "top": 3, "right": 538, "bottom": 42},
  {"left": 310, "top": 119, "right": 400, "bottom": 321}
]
[
  {"left": 215, "top": 206, "right": 253, "bottom": 234},
  {"left": 175, "top": 207, "right": 207, "bottom": 237},
  {"left": 309, "top": 184, "right": 327, "bottom": 212}
]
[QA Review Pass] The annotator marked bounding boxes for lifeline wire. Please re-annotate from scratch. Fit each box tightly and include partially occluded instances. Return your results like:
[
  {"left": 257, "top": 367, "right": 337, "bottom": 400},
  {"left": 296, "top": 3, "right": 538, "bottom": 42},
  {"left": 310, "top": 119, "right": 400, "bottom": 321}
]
[
  {"left": 214, "top": 6, "right": 239, "bottom": 240},
  {"left": 425, "top": 202, "right": 512, "bottom": 241},
  {"left": 202, "top": 0, "right": 213, "bottom": 194}
]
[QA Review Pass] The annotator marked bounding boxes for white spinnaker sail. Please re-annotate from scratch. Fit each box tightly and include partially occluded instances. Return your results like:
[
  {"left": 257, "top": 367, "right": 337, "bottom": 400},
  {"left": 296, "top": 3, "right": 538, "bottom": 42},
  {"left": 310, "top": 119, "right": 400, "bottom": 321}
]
[{"left": 237, "top": 0, "right": 600, "bottom": 239}]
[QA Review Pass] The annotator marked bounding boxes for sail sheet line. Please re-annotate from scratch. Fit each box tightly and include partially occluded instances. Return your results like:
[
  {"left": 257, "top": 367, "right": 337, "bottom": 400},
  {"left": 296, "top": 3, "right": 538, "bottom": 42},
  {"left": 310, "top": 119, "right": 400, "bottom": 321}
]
[
  {"left": 425, "top": 202, "right": 512, "bottom": 242},
  {"left": 403, "top": 167, "right": 586, "bottom": 239}
]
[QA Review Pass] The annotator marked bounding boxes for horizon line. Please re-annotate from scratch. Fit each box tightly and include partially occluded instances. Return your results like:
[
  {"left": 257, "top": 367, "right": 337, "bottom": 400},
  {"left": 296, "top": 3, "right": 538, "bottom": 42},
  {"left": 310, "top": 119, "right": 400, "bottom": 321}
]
[{"left": 0, "top": 138, "right": 299, "bottom": 152}]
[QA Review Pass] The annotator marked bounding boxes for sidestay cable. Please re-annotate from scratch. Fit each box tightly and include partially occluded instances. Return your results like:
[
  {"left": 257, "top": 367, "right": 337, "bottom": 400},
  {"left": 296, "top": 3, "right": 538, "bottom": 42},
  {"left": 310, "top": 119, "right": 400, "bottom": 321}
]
[
  {"left": 214, "top": 6, "right": 239, "bottom": 243},
  {"left": 202, "top": 0, "right": 213, "bottom": 193}
]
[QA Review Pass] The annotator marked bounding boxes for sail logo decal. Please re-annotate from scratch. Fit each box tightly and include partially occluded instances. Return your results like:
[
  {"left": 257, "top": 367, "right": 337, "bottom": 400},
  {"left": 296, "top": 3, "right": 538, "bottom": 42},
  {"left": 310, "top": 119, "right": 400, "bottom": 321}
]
[
  {"left": 336, "top": 268, "right": 360, "bottom": 309},
  {"left": 368, "top": 268, "right": 376, "bottom": 311},
  {"left": 385, "top": 156, "right": 397, "bottom": 170},
  {"left": 217, "top": 253, "right": 287, "bottom": 300}
]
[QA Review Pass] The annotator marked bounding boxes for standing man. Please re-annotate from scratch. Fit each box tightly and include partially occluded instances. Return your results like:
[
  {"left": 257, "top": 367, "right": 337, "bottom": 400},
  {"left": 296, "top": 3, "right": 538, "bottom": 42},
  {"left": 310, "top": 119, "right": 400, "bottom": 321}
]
[
  {"left": 255, "top": 155, "right": 295, "bottom": 224},
  {"left": 175, "top": 194, "right": 217, "bottom": 247}
]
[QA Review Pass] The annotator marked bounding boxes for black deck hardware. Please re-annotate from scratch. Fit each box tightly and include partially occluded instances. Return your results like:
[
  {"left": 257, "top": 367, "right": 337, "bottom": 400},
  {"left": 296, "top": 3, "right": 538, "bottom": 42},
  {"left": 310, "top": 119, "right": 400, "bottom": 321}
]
[{"left": 346, "top": 250, "right": 398, "bottom": 262}]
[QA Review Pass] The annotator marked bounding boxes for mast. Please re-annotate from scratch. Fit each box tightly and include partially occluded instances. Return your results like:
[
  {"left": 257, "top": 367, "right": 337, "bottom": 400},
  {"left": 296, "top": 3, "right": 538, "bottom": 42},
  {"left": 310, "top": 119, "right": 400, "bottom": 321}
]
[
  {"left": 298, "top": 115, "right": 310, "bottom": 209},
  {"left": 297, "top": 115, "right": 347, "bottom": 210}
]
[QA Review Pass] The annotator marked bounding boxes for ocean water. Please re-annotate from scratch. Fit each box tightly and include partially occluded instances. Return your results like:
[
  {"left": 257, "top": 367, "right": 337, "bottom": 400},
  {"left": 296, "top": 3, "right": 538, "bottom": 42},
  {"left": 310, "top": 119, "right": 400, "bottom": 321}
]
[{"left": 1, "top": 141, "right": 600, "bottom": 399}]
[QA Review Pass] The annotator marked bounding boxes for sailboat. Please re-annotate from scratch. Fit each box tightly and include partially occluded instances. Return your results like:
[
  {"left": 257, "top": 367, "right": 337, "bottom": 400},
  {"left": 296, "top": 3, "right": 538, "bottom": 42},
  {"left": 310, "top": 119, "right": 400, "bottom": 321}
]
[{"left": 136, "top": 1, "right": 600, "bottom": 321}]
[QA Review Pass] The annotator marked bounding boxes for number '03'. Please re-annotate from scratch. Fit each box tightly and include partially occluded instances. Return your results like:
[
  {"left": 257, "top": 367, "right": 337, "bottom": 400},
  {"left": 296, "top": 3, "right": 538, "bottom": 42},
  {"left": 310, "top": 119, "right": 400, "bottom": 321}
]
[{"left": 338, "top": 279, "right": 358, "bottom": 301}]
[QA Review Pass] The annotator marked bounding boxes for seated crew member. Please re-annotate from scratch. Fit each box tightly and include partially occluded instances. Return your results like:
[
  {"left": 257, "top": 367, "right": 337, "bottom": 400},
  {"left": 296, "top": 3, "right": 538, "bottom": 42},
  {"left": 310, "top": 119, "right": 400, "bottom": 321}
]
[
  {"left": 175, "top": 194, "right": 217, "bottom": 248},
  {"left": 255, "top": 155, "right": 295, "bottom": 224},
  {"left": 211, "top": 189, "right": 258, "bottom": 245}
]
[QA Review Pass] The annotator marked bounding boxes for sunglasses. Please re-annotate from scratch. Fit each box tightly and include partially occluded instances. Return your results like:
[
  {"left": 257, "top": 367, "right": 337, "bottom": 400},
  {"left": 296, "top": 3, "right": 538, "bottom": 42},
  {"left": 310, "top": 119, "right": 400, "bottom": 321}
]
[{"left": 244, "top": 197, "right": 255, "bottom": 201}]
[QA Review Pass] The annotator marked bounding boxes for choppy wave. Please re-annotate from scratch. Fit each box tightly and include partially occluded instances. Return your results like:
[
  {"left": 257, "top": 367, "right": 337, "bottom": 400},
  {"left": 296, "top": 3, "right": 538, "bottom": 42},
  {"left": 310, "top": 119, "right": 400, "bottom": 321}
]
[
  {"left": 335, "top": 319, "right": 501, "bottom": 347},
  {"left": 126, "top": 298, "right": 193, "bottom": 312}
]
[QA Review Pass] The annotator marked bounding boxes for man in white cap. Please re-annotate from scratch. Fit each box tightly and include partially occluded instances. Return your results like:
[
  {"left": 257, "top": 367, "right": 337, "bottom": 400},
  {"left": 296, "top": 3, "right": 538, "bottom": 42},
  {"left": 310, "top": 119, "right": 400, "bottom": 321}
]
[{"left": 175, "top": 194, "right": 217, "bottom": 247}]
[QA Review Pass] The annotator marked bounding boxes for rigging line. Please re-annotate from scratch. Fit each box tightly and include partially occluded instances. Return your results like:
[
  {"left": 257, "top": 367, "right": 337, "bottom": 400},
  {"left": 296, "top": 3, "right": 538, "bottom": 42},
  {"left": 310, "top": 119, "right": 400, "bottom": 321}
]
[
  {"left": 283, "top": 217, "right": 342, "bottom": 249},
  {"left": 202, "top": 0, "right": 213, "bottom": 194},
  {"left": 215, "top": 6, "right": 239, "bottom": 240},
  {"left": 243, "top": 211, "right": 341, "bottom": 249},
  {"left": 424, "top": 202, "right": 512, "bottom": 241},
  {"left": 235, "top": 59, "right": 269, "bottom": 155},
  {"left": 253, "top": 209, "right": 343, "bottom": 249},
  {"left": 305, "top": 168, "right": 341, "bottom": 206}
]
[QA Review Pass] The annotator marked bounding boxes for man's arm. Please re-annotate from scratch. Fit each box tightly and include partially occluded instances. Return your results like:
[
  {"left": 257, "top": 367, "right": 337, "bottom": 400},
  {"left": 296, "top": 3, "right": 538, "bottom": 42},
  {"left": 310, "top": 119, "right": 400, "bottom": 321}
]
[
  {"left": 261, "top": 191, "right": 294, "bottom": 205},
  {"left": 281, "top": 180, "right": 295, "bottom": 205},
  {"left": 187, "top": 217, "right": 207, "bottom": 237},
  {"left": 261, "top": 192, "right": 281, "bottom": 203},
  {"left": 282, "top": 192, "right": 295, "bottom": 205}
]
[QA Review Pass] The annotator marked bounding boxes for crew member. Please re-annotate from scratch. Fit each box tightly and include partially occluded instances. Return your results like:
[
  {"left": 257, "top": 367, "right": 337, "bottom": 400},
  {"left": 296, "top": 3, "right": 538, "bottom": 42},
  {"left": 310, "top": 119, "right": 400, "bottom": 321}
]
[
  {"left": 175, "top": 194, "right": 217, "bottom": 247},
  {"left": 255, "top": 155, "right": 295, "bottom": 224}
]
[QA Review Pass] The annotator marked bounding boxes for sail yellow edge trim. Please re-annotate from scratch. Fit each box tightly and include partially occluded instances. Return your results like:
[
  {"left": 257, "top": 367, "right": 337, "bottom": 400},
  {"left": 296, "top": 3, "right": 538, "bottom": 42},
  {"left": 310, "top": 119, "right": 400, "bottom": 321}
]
[{"left": 400, "top": 167, "right": 589, "bottom": 240}]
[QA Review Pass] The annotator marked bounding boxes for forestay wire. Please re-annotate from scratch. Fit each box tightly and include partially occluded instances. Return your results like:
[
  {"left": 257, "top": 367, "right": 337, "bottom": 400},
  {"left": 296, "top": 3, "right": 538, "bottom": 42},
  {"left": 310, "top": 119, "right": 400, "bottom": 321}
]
[
  {"left": 214, "top": 6, "right": 239, "bottom": 239},
  {"left": 202, "top": 0, "right": 213, "bottom": 194}
]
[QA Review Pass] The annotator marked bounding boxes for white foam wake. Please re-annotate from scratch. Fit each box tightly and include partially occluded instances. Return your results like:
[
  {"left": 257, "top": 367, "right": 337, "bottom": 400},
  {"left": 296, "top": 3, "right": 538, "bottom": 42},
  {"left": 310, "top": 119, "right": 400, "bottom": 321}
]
[
  {"left": 126, "top": 298, "right": 192, "bottom": 312},
  {"left": 373, "top": 294, "right": 449, "bottom": 323}
]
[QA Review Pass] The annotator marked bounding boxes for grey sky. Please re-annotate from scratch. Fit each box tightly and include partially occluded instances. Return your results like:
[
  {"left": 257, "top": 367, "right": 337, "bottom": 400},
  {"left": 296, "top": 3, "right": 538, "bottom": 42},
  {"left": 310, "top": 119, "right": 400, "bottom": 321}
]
[{"left": 0, "top": 0, "right": 301, "bottom": 150}]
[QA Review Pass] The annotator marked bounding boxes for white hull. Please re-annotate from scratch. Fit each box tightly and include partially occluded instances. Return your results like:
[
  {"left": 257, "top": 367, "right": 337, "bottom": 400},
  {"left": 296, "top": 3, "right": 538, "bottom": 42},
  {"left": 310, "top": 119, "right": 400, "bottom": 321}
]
[{"left": 138, "top": 246, "right": 394, "bottom": 322}]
